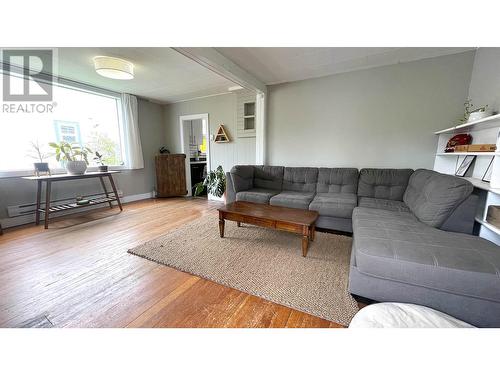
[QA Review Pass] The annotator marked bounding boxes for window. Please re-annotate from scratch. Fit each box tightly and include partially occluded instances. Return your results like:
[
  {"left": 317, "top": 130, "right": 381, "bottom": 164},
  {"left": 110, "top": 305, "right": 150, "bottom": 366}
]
[{"left": 0, "top": 72, "right": 124, "bottom": 175}]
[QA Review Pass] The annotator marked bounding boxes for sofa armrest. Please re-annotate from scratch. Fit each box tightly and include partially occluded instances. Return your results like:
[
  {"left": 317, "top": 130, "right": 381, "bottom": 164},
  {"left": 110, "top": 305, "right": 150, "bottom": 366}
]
[
  {"left": 229, "top": 165, "right": 254, "bottom": 193},
  {"left": 225, "top": 172, "right": 236, "bottom": 204},
  {"left": 439, "top": 194, "right": 478, "bottom": 234}
]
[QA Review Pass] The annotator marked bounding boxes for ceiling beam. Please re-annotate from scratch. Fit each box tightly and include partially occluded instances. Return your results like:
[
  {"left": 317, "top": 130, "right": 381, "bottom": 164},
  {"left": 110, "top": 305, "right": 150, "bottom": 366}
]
[{"left": 172, "top": 47, "right": 267, "bottom": 94}]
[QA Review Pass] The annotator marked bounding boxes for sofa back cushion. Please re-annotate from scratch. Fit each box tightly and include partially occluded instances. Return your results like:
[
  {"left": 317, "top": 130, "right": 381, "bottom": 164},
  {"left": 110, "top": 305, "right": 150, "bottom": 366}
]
[
  {"left": 229, "top": 165, "right": 254, "bottom": 193},
  {"left": 358, "top": 168, "right": 414, "bottom": 201},
  {"left": 403, "top": 169, "right": 473, "bottom": 227},
  {"left": 253, "top": 166, "right": 284, "bottom": 190},
  {"left": 316, "top": 168, "right": 359, "bottom": 193},
  {"left": 282, "top": 167, "right": 318, "bottom": 192}
]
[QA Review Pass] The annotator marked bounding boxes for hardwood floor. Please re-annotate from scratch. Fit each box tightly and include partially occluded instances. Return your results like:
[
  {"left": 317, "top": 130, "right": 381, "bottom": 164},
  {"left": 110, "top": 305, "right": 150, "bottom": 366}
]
[{"left": 0, "top": 198, "right": 345, "bottom": 328}]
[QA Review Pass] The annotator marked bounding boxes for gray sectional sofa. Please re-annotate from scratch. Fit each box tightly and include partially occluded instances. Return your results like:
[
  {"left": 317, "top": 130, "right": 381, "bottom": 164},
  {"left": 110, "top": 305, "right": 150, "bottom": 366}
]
[{"left": 226, "top": 165, "right": 500, "bottom": 327}]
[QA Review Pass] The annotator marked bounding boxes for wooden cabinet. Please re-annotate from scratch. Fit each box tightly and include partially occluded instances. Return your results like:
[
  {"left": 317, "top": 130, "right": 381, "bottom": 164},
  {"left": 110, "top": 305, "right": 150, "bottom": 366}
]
[{"left": 155, "top": 154, "right": 187, "bottom": 197}]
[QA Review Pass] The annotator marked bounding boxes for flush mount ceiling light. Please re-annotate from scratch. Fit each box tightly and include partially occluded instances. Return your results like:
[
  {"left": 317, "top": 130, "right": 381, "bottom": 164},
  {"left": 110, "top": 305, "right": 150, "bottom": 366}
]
[
  {"left": 93, "top": 56, "right": 134, "bottom": 80},
  {"left": 228, "top": 85, "right": 243, "bottom": 91}
]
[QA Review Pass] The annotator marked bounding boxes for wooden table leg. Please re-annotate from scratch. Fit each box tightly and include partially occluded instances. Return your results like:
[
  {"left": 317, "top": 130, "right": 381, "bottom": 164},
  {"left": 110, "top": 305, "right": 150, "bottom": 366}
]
[
  {"left": 99, "top": 177, "right": 113, "bottom": 208},
  {"left": 107, "top": 174, "right": 123, "bottom": 211},
  {"left": 219, "top": 219, "right": 225, "bottom": 238},
  {"left": 44, "top": 181, "right": 51, "bottom": 229},
  {"left": 302, "top": 225, "right": 310, "bottom": 257},
  {"left": 302, "top": 235, "right": 309, "bottom": 257},
  {"left": 35, "top": 180, "right": 42, "bottom": 225},
  {"left": 309, "top": 224, "right": 315, "bottom": 241},
  {"left": 237, "top": 222, "right": 241, "bottom": 227}
]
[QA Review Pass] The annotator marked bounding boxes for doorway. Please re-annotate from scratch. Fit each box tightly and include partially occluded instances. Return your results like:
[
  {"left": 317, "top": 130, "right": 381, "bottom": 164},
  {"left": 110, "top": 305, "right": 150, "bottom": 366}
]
[{"left": 179, "top": 113, "right": 211, "bottom": 197}]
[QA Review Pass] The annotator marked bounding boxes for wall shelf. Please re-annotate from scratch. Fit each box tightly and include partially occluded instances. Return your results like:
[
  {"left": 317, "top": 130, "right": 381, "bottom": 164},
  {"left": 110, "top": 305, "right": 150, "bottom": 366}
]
[
  {"left": 461, "top": 177, "right": 500, "bottom": 195},
  {"left": 475, "top": 216, "right": 500, "bottom": 236},
  {"left": 435, "top": 113, "right": 500, "bottom": 135},
  {"left": 434, "top": 113, "right": 500, "bottom": 245},
  {"left": 214, "top": 124, "right": 230, "bottom": 143},
  {"left": 436, "top": 152, "right": 498, "bottom": 156}
]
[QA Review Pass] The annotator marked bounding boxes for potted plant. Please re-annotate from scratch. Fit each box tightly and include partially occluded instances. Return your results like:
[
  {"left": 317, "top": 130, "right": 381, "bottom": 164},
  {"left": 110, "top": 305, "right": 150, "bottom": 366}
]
[
  {"left": 49, "top": 141, "right": 92, "bottom": 175},
  {"left": 93, "top": 151, "right": 108, "bottom": 172},
  {"left": 458, "top": 99, "right": 491, "bottom": 124},
  {"left": 27, "top": 140, "right": 51, "bottom": 176},
  {"left": 193, "top": 165, "right": 226, "bottom": 201}
]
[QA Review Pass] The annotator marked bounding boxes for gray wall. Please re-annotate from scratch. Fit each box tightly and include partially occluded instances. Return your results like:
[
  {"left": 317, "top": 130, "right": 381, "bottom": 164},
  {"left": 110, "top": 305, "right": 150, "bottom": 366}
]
[
  {"left": 163, "top": 93, "right": 256, "bottom": 173},
  {"left": 266, "top": 51, "right": 476, "bottom": 169},
  {"left": 0, "top": 98, "right": 165, "bottom": 223},
  {"left": 468, "top": 47, "right": 500, "bottom": 112}
]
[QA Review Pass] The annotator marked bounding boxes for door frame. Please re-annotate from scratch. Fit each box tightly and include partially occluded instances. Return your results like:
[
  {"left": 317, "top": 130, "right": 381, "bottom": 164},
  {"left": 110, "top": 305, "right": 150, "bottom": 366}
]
[{"left": 179, "top": 113, "right": 211, "bottom": 197}]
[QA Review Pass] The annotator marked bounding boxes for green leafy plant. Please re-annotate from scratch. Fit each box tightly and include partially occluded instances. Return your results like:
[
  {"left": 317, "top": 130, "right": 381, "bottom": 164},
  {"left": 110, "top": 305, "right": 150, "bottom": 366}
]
[
  {"left": 27, "top": 140, "right": 51, "bottom": 163},
  {"left": 93, "top": 151, "right": 105, "bottom": 166},
  {"left": 457, "top": 99, "right": 489, "bottom": 124},
  {"left": 193, "top": 165, "right": 226, "bottom": 198},
  {"left": 49, "top": 141, "right": 92, "bottom": 164}
]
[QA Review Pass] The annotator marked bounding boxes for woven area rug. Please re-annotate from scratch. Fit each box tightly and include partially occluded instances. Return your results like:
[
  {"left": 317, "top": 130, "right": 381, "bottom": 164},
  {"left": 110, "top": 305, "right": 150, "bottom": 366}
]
[{"left": 128, "top": 213, "right": 359, "bottom": 326}]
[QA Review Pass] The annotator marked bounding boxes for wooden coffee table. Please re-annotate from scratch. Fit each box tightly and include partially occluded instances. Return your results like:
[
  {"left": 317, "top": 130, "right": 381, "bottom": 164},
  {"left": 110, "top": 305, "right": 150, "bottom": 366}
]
[{"left": 217, "top": 201, "right": 319, "bottom": 257}]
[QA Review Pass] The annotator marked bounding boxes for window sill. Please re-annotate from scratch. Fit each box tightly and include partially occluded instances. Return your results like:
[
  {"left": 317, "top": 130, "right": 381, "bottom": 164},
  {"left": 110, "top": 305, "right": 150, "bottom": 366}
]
[{"left": 0, "top": 165, "right": 132, "bottom": 179}]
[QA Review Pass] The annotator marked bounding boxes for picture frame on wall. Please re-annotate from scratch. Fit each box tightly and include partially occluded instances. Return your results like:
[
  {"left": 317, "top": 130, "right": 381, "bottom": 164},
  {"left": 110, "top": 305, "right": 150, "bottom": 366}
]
[
  {"left": 482, "top": 157, "right": 494, "bottom": 182},
  {"left": 455, "top": 155, "right": 476, "bottom": 177}
]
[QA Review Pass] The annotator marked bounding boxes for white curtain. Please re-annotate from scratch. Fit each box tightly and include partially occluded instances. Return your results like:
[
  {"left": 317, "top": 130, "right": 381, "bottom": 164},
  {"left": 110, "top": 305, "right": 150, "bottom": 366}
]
[{"left": 121, "top": 93, "right": 144, "bottom": 169}]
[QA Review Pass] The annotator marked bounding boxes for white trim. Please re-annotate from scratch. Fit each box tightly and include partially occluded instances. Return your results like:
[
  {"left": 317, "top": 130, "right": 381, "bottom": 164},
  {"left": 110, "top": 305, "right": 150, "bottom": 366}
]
[
  {"left": 255, "top": 92, "right": 266, "bottom": 164},
  {"left": 173, "top": 47, "right": 267, "bottom": 94},
  {"left": 168, "top": 91, "right": 233, "bottom": 104},
  {"left": 0, "top": 191, "right": 154, "bottom": 229},
  {"left": 179, "top": 113, "right": 211, "bottom": 197}
]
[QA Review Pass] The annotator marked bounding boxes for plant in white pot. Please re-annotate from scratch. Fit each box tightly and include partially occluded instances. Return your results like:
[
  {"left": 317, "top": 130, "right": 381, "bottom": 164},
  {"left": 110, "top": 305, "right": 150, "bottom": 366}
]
[
  {"left": 457, "top": 99, "right": 490, "bottom": 124},
  {"left": 49, "top": 141, "right": 92, "bottom": 175}
]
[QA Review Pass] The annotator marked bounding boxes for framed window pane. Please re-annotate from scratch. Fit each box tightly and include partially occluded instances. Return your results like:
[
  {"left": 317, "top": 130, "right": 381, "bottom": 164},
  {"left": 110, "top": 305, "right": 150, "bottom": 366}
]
[{"left": 0, "top": 72, "right": 124, "bottom": 173}]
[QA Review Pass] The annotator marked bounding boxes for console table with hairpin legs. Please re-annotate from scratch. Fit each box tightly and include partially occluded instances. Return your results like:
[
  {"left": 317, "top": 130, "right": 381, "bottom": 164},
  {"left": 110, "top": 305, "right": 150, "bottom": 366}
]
[{"left": 22, "top": 171, "right": 123, "bottom": 229}]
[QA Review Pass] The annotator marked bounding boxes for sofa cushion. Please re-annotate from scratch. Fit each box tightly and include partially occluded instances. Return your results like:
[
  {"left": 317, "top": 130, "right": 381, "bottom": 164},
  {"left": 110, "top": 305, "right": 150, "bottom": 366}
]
[
  {"left": 358, "top": 197, "right": 410, "bottom": 212},
  {"left": 358, "top": 168, "right": 413, "bottom": 201},
  {"left": 352, "top": 206, "right": 500, "bottom": 303},
  {"left": 253, "top": 166, "right": 284, "bottom": 190},
  {"left": 309, "top": 193, "right": 357, "bottom": 218},
  {"left": 230, "top": 165, "right": 254, "bottom": 192},
  {"left": 269, "top": 191, "right": 315, "bottom": 210},
  {"left": 404, "top": 169, "right": 474, "bottom": 227},
  {"left": 316, "top": 168, "right": 359, "bottom": 194},
  {"left": 236, "top": 188, "right": 279, "bottom": 204},
  {"left": 282, "top": 167, "right": 318, "bottom": 192}
]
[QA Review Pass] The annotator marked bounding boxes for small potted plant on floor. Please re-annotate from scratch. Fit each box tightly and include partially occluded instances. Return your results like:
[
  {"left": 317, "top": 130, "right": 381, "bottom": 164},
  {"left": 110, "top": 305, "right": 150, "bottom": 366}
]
[
  {"left": 49, "top": 141, "right": 92, "bottom": 175},
  {"left": 27, "top": 140, "right": 51, "bottom": 176},
  {"left": 94, "top": 151, "right": 108, "bottom": 172},
  {"left": 193, "top": 165, "right": 226, "bottom": 202}
]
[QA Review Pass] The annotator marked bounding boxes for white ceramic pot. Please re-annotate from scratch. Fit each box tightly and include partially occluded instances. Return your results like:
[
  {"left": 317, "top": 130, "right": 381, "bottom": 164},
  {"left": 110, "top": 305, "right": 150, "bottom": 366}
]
[
  {"left": 66, "top": 160, "right": 87, "bottom": 175},
  {"left": 468, "top": 111, "right": 491, "bottom": 122}
]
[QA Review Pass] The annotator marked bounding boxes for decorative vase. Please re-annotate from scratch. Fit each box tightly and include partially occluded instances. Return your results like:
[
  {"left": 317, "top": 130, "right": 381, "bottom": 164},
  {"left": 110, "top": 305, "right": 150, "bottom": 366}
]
[
  {"left": 66, "top": 161, "right": 87, "bottom": 175},
  {"left": 98, "top": 165, "right": 108, "bottom": 172},
  {"left": 33, "top": 162, "right": 50, "bottom": 176}
]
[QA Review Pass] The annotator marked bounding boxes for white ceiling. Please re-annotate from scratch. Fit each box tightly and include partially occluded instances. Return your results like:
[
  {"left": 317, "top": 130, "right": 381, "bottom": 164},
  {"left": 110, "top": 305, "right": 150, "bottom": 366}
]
[
  {"left": 2, "top": 47, "right": 476, "bottom": 103},
  {"left": 216, "top": 47, "right": 476, "bottom": 85},
  {"left": 50, "top": 48, "right": 237, "bottom": 104}
]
